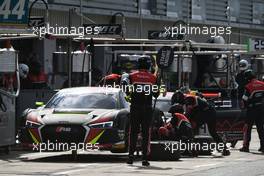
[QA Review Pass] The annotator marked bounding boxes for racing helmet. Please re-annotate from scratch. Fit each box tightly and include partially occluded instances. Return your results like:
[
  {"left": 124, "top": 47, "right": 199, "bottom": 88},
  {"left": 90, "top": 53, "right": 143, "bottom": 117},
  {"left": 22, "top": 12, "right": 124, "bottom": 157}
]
[
  {"left": 244, "top": 69, "right": 256, "bottom": 82},
  {"left": 138, "top": 55, "right": 151, "bottom": 70},
  {"left": 168, "top": 103, "right": 184, "bottom": 114},
  {"left": 179, "top": 86, "right": 190, "bottom": 94},
  {"left": 208, "top": 36, "right": 225, "bottom": 44},
  {"left": 121, "top": 72, "right": 130, "bottom": 85},
  {"left": 19, "top": 64, "right": 29, "bottom": 79},
  {"left": 184, "top": 95, "right": 197, "bottom": 106},
  {"left": 171, "top": 90, "right": 185, "bottom": 105},
  {"left": 238, "top": 59, "right": 249, "bottom": 71}
]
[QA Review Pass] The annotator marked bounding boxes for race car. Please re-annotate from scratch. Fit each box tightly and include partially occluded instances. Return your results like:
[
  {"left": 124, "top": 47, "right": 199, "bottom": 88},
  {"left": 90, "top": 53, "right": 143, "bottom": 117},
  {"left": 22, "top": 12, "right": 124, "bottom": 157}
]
[{"left": 19, "top": 87, "right": 130, "bottom": 153}]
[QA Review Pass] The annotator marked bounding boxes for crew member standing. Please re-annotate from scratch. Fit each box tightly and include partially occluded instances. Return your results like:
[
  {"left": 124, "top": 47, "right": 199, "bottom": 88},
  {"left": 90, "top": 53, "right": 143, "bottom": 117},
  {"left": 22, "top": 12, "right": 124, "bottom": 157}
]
[
  {"left": 123, "top": 56, "right": 158, "bottom": 166},
  {"left": 239, "top": 70, "right": 264, "bottom": 153}
]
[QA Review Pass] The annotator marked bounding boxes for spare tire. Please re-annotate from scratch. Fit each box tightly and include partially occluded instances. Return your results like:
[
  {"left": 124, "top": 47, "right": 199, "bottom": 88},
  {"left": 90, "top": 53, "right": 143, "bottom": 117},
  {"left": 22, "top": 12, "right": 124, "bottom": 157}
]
[{"left": 149, "top": 141, "right": 181, "bottom": 161}]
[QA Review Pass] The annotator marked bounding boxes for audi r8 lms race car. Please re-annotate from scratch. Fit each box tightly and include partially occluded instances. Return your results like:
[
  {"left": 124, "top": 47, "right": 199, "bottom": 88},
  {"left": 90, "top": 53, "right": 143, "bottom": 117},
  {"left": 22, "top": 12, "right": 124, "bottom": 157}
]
[{"left": 19, "top": 87, "right": 130, "bottom": 153}]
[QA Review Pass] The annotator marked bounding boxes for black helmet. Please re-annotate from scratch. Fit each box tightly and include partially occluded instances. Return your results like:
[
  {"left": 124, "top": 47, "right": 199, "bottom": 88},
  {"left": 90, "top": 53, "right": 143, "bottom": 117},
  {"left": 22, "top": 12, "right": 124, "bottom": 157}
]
[
  {"left": 184, "top": 96, "right": 196, "bottom": 106},
  {"left": 168, "top": 103, "right": 184, "bottom": 114},
  {"left": 244, "top": 69, "right": 256, "bottom": 81},
  {"left": 171, "top": 90, "right": 185, "bottom": 105},
  {"left": 138, "top": 56, "right": 151, "bottom": 70}
]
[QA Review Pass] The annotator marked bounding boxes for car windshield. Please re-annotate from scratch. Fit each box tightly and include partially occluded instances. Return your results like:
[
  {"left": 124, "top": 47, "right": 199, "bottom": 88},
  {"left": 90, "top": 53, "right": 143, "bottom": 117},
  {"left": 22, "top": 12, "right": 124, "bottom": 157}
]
[
  {"left": 45, "top": 93, "right": 118, "bottom": 109},
  {"left": 155, "top": 99, "right": 171, "bottom": 112}
]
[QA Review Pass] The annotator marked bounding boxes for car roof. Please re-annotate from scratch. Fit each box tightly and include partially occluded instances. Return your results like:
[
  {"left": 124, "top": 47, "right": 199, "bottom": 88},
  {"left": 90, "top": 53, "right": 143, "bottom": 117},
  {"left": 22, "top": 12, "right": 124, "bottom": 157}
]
[{"left": 58, "top": 86, "right": 121, "bottom": 95}]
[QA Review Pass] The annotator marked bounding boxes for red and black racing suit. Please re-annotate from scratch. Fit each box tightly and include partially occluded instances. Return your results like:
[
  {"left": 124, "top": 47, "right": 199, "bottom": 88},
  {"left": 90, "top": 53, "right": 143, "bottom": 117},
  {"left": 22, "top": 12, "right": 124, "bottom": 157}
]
[
  {"left": 158, "top": 113, "right": 193, "bottom": 141},
  {"left": 185, "top": 95, "right": 224, "bottom": 146},
  {"left": 127, "top": 69, "right": 157, "bottom": 160},
  {"left": 242, "top": 79, "right": 264, "bottom": 149},
  {"left": 236, "top": 71, "right": 248, "bottom": 99}
]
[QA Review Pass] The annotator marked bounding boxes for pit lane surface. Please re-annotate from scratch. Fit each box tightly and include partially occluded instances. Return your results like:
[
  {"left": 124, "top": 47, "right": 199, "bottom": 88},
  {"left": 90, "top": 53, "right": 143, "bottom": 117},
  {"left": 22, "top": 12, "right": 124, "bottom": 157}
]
[{"left": 0, "top": 129, "right": 263, "bottom": 176}]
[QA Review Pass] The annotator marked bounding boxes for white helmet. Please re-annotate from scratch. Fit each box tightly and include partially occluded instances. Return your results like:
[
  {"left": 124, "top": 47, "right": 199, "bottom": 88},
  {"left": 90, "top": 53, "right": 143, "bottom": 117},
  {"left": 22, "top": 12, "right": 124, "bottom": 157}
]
[
  {"left": 238, "top": 59, "right": 249, "bottom": 71},
  {"left": 19, "top": 64, "right": 29, "bottom": 79},
  {"left": 213, "top": 36, "right": 225, "bottom": 44},
  {"left": 121, "top": 72, "right": 130, "bottom": 85}
]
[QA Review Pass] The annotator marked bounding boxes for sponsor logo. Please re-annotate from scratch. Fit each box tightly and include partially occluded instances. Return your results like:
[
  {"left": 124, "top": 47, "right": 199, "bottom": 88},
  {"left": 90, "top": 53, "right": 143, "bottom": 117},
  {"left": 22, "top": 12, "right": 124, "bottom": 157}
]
[{"left": 56, "top": 127, "right": 71, "bottom": 133}]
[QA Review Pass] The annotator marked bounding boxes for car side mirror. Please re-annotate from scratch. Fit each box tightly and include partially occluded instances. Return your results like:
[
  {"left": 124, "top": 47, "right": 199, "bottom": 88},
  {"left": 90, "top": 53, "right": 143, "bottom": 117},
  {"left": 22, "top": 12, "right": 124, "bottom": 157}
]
[{"left": 35, "top": 102, "right": 44, "bottom": 107}]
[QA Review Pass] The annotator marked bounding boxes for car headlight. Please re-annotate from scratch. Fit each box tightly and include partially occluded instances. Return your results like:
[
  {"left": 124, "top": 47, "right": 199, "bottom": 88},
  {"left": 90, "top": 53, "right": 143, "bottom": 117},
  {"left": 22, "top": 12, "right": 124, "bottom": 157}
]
[
  {"left": 25, "top": 120, "right": 42, "bottom": 128},
  {"left": 88, "top": 121, "right": 113, "bottom": 128}
]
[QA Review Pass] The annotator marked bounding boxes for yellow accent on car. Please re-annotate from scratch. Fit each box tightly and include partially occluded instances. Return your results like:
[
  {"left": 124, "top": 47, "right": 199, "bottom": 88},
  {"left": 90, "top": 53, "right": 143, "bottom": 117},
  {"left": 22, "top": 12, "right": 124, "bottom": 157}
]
[
  {"left": 28, "top": 129, "right": 39, "bottom": 144},
  {"left": 90, "top": 130, "right": 105, "bottom": 144}
]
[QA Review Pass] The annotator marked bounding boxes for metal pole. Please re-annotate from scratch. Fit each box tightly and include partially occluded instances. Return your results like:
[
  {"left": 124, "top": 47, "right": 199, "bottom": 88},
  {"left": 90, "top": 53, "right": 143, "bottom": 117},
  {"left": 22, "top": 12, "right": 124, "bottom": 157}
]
[
  {"left": 227, "top": 6, "right": 231, "bottom": 44},
  {"left": 68, "top": 9, "right": 73, "bottom": 87},
  {"left": 80, "top": 0, "right": 83, "bottom": 26},
  {"left": 139, "top": 0, "right": 143, "bottom": 39},
  {"left": 89, "top": 38, "right": 94, "bottom": 86}
]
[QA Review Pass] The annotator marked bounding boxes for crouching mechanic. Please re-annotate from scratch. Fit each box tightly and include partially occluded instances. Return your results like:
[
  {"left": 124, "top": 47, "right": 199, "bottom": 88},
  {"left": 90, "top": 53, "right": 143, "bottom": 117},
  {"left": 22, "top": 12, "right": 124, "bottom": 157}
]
[
  {"left": 240, "top": 70, "right": 264, "bottom": 153},
  {"left": 158, "top": 104, "right": 193, "bottom": 141},
  {"left": 171, "top": 91, "right": 230, "bottom": 156},
  {"left": 122, "top": 56, "right": 158, "bottom": 166}
]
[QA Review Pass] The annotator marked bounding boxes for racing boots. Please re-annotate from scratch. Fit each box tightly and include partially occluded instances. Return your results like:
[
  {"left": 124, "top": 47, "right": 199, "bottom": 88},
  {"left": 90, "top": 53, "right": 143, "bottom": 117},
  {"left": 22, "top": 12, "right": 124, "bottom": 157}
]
[
  {"left": 239, "top": 147, "right": 250, "bottom": 152},
  {"left": 142, "top": 160, "right": 150, "bottom": 166},
  {"left": 222, "top": 149, "right": 231, "bottom": 156},
  {"left": 127, "top": 155, "right": 134, "bottom": 165},
  {"left": 258, "top": 147, "right": 264, "bottom": 153}
]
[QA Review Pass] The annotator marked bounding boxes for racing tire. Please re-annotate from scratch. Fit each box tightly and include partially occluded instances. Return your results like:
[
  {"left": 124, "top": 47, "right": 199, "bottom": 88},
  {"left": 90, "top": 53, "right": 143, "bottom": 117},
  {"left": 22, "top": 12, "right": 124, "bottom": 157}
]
[
  {"left": 231, "top": 140, "right": 238, "bottom": 148},
  {"left": 149, "top": 141, "right": 181, "bottom": 161},
  {"left": 193, "top": 135, "right": 214, "bottom": 155},
  {"left": 4, "top": 146, "right": 10, "bottom": 155},
  {"left": 71, "top": 150, "right": 78, "bottom": 161}
]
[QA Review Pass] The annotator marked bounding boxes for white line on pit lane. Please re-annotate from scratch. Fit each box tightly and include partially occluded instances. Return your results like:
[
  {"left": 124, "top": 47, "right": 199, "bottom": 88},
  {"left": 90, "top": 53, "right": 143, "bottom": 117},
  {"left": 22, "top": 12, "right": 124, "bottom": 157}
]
[
  {"left": 193, "top": 162, "right": 223, "bottom": 168},
  {"left": 19, "top": 152, "right": 68, "bottom": 160},
  {"left": 51, "top": 168, "right": 86, "bottom": 175},
  {"left": 51, "top": 163, "right": 121, "bottom": 175},
  {"left": 234, "top": 158, "right": 256, "bottom": 161}
]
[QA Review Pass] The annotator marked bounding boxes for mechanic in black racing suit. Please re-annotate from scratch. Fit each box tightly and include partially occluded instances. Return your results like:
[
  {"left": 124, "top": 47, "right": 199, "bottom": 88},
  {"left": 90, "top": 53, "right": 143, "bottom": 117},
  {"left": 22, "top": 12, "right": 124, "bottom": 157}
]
[
  {"left": 171, "top": 91, "right": 230, "bottom": 156},
  {"left": 239, "top": 70, "right": 264, "bottom": 153},
  {"left": 122, "top": 56, "right": 158, "bottom": 166}
]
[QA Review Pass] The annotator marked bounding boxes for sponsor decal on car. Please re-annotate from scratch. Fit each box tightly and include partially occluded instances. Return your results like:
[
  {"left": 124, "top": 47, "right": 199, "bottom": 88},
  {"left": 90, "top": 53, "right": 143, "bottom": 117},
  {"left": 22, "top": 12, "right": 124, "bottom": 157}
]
[{"left": 55, "top": 127, "right": 71, "bottom": 133}]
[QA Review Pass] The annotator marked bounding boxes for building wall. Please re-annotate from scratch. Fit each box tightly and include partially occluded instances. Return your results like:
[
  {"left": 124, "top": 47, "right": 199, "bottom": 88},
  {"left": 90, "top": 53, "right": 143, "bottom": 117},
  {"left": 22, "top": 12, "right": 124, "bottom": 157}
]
[
  {"left": 29, "top": 0, "right": 264, "bottom": 87},
  {"left": 31, "top": 0, "right": 264, "bottom": 41}
]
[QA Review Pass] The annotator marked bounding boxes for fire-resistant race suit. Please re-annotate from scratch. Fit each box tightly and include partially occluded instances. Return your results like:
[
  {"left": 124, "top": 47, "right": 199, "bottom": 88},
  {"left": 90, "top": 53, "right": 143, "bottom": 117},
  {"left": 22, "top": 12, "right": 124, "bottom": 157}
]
[
  {"left": 241, "top": 78, "right": 264, "bottom": 152},
  {"left": 184, "top": 94, "right": 230, "bottom": 155},
  {"left": 124, "top": 57, "right": 158, "bottom": 166}
]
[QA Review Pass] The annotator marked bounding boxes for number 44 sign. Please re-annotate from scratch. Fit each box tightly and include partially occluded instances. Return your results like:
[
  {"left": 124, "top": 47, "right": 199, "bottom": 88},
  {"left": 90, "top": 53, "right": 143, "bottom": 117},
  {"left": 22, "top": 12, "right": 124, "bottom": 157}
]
[
  {"left": 247, "top": 38, "right": 264, "bottom": 52},
  {"left": 0, "top": 0, "right": 29, "bottom": 25}
]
